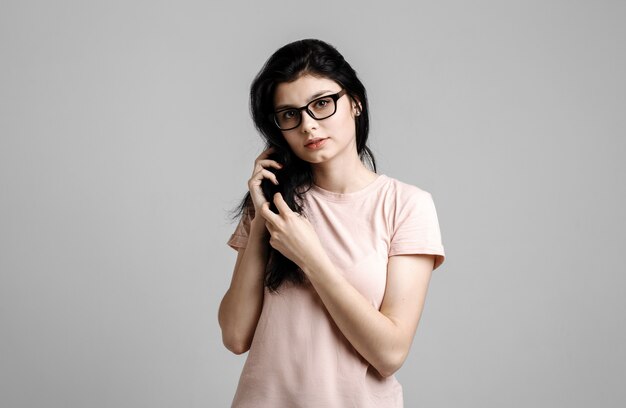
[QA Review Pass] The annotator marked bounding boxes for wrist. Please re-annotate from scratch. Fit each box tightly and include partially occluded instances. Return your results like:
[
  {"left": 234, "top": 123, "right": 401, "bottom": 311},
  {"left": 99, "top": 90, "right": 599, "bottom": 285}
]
[
  {"left": 301, "top": 251, "right": 332, "bottom": 277},
  {"left": 250, "top": 217, "right": 269, "bottom": 237}
]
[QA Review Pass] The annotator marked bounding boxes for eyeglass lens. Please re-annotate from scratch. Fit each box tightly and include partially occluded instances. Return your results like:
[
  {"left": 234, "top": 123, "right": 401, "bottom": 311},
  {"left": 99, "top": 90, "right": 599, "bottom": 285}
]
[{"left": 275, "top": 96, "right": 337, "bottom": 130}]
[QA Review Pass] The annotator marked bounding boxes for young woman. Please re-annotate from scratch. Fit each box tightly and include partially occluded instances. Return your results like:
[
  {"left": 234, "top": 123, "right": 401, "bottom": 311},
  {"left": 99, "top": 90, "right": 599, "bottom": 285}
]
[{"left": 218, "top": 38, "right": 445, "bottom": 408}]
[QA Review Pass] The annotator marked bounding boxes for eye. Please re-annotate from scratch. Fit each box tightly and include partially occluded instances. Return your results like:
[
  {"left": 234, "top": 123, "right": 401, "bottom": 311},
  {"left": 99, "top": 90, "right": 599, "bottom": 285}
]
[
  {"left": 281, "top": 109, "right": 297, "bottom": 119},
  {"left": 314, "top": 98, "right": 330, "bottom": 108}
]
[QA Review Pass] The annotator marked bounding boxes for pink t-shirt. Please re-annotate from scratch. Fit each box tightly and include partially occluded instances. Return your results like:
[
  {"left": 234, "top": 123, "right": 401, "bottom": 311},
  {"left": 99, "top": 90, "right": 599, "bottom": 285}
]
[{"left": 226, "top": 174, "right": 445, "bottom": 407}]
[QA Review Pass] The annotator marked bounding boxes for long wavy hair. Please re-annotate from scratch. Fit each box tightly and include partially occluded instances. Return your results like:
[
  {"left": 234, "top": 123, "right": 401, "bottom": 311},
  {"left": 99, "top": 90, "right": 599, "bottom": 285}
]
[{"left": 230, "top": 38, "right": 377, "bottom": 293}]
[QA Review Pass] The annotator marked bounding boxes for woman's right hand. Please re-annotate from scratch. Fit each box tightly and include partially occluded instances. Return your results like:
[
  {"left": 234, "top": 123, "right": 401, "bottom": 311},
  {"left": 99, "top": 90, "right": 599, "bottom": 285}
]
[{"left": 248, "top": 146, "right": 283, "bottom": 216}]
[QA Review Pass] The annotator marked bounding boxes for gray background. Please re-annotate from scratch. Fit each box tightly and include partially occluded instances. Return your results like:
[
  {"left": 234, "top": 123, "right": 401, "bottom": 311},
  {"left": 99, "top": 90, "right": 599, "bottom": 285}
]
[{"left": 1, "top": 0, "right": 624, "bottom": 407}]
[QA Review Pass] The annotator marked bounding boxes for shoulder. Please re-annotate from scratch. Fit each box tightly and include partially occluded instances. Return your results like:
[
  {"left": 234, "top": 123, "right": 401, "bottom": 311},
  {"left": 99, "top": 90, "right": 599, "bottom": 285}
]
[{"left": 381, "top": 175, "right": 433, "bottom": 205}]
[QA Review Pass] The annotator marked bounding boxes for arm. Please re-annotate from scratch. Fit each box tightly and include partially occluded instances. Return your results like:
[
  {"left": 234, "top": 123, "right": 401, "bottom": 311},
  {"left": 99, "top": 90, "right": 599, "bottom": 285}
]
[
  {"left": 302, "top": 252, "right": 434, "bottom": 378},
  {"left": 218, "top": 218, "right": 270, "bottom": 354},
  {"left": 259, "top": 192, "right": 438, "bottom": 376}
]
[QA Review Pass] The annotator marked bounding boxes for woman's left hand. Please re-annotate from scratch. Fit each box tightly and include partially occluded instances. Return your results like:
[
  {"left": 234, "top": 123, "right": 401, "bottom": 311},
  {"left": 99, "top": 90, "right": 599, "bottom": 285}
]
[{"left": 259, "top": 192, "right": 325, "bottom": 271}]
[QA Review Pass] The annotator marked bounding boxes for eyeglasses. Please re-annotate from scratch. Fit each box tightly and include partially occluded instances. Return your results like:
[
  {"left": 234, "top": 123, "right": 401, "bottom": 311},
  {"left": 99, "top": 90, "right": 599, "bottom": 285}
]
[{"left": 271, "top": 89, "right": 347, "bottom": 131}]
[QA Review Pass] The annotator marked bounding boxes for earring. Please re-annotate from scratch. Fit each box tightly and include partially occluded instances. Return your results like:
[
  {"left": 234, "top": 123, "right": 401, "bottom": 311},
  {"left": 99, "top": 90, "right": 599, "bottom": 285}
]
[{"left": 355, "top": 109, "right": 361, "bottom": 116}]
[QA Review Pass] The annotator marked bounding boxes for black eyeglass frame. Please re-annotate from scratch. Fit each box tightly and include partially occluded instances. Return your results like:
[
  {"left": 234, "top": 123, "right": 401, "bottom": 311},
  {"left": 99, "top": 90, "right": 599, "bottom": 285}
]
[{"left": 270, "top": 89, "right": 348, "bottom": 131}]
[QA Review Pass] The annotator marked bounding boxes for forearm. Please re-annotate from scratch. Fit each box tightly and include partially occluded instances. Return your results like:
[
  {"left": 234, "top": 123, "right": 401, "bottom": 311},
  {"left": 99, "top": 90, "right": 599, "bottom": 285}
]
[
  {"left": 302, "top": 255, "right": 404, "bottom": 377},
  {"left": 218, "top": 218, "right": 270, "bottom": 354}
]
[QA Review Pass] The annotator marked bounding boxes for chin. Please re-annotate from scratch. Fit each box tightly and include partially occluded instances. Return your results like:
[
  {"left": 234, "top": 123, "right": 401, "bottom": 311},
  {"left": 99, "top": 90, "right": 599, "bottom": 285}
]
[{"left": 298, "top": 152, "right": 332, "bottom": 164}]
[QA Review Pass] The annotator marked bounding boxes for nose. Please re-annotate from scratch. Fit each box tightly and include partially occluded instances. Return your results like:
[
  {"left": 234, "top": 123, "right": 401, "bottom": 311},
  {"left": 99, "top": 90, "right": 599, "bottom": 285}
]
[{"left": 300, "top": 109, "right": 318, "bottom": 132}]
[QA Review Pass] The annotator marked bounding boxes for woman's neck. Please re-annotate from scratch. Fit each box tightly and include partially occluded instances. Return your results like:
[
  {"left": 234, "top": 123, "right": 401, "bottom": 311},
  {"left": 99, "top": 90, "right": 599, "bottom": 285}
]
[{"left": 311, "top": 162, "right": 378, "bottom": 194}]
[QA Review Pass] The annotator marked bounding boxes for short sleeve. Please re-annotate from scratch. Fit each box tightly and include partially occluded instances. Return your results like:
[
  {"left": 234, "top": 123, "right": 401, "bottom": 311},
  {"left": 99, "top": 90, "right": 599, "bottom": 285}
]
[
  {"left": 226, "top": 202, "right": 256, "bottom": 251},
  {"left": 389, "top": 190, "right": 446, "bottom": 270}
]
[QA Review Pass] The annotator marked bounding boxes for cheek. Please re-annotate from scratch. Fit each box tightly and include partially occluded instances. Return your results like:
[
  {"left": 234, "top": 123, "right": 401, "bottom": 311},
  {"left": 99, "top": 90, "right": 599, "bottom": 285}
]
[
  {"left": 281, "top": 133, "right": 302, "bottom": 151},
  {"left": 331, "top": 110, "right": 357, "bottom": 135},
  {"left": 313, "top": 109, "right": 352, "bottom": 134}
]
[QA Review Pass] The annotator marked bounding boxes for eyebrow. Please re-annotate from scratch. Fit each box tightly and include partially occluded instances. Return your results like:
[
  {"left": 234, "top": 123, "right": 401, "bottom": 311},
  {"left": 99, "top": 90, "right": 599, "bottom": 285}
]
[{"left": 275, "top": 89, "right": 336, "bottom": 111}]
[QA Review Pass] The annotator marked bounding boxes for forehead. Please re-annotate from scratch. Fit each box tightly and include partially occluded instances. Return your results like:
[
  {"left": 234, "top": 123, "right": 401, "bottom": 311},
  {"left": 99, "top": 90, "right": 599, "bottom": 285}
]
[{"left": 273, "top": 74, "right": 341, "bottom": 107}]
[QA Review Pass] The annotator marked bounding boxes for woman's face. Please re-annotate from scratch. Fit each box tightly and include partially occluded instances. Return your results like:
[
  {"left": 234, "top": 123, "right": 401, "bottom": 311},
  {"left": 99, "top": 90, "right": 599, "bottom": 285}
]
[{"left": 273, "top": 74, "right": 360, "bottom": 165}]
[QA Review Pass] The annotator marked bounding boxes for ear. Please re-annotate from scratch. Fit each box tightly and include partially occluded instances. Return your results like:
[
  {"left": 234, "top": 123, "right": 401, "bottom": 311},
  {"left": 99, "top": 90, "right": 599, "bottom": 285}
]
[{"left": 350, "top": 96, "right": 363, "bottom": 116}]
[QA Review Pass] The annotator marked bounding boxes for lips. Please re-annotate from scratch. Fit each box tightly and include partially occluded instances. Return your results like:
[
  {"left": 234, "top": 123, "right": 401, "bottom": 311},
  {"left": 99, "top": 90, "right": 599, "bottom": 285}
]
[{"left": 305, "top": 137, "right": 327, "bottom": 146}]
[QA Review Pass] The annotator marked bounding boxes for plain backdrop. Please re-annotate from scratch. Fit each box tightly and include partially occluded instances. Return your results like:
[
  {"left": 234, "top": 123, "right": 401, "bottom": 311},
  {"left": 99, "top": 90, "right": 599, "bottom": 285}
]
[{"left": 1, "top": 1, "right": 624, "bottom": 407}]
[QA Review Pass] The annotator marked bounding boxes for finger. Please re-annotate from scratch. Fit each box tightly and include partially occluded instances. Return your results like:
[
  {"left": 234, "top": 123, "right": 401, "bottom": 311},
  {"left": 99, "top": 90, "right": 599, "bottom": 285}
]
[
  {"left": 252, "top": 168, "right": 279, "bottom": 185},
  {"left": 256, "top": 159, "right": 284, "bottom": 170},
  {"left": 260, "top": 201, "right": 279, "bottom": 225},
  {"left": 257, "top": 146, "right": 277, "bottom": 160},
  {"left": 273, "top": 192, "right": 292, "bottom": 215}
]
